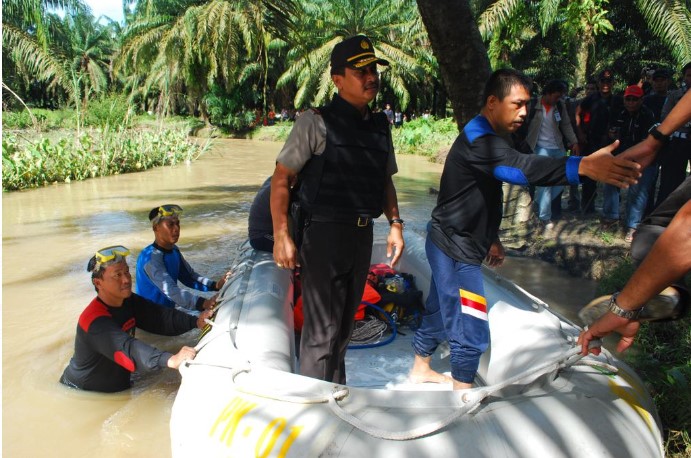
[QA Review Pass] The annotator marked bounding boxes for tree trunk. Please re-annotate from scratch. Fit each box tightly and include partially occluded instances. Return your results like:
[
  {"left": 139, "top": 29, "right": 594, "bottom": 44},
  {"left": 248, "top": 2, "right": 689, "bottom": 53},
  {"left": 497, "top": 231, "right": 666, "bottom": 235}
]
[
  {"left": 574, "top": 24, "right": 593, "bottom": 88},
  {"left": 416, "top": 0, "right": 491, "bottom": 128}
]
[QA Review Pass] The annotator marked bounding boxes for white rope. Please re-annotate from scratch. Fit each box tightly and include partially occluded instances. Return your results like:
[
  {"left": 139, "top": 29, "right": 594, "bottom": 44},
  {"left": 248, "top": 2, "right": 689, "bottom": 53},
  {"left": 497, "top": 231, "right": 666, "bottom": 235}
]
[
  {"left": 325, "top": 345, "right": 594, "bottom": 440},
  {"left": 182, "top": 341, "right": 609, "bottom": 441}
]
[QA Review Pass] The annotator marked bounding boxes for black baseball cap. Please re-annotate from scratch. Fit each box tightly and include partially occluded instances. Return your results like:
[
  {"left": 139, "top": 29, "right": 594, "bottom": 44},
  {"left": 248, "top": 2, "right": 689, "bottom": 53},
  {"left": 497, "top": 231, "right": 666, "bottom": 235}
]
[
  {"left": 652, "top": 68, "right": 671, "bottom": 79},
  {"left": 330, "top": 35, "right": 389, "bottom": 70},
  {"left": 598, "top": 69, "right": 614, "bottom": 82}
]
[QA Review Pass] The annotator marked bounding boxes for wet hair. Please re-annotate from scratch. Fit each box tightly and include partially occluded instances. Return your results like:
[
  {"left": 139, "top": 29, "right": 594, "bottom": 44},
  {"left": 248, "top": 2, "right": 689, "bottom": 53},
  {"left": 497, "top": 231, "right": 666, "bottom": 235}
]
[
  {"left": 482, "top": 69, "right": 533, "bottom": 105},
  {"left": 88, "top": 256, "right": 106, "bottom": 292},
  {"left": 543, "top": 79, "right": 568, "bottom": 95}
]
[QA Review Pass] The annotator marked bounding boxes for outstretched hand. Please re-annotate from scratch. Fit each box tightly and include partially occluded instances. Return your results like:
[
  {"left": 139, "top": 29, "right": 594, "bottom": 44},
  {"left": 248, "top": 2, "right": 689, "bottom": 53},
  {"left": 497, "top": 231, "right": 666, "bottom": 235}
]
[
  {"left": 578, "top": 140, "right": 641, "bottom": 188},
  {"left": 617, "top": 137, "right": 658, "bottom": 169}
]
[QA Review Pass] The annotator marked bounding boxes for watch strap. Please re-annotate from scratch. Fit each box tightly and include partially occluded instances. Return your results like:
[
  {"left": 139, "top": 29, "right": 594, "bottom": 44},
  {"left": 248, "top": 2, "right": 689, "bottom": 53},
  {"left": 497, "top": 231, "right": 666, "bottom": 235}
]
[
  {"left": 608, "top": 293, "right": 643, "bottom": 319},
  {"left": 648, "top": 123, "right": 670, "bottom": 143}
]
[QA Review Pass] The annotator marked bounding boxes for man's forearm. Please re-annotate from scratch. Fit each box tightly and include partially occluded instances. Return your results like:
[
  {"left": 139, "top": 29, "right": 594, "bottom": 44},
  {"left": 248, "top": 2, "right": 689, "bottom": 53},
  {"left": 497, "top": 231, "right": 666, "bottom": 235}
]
[{"left": 617, "top": 200, "right": 691, "bottom": 310}]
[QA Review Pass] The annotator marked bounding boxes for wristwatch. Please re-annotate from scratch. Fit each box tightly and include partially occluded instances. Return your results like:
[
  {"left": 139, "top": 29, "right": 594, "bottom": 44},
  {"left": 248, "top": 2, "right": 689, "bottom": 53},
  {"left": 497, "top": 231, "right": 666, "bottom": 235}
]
[
  {"left": 608, "top": 292, "right": 643, "bottom": 320},
  {"left": 648, "top": 123, "right": 670, "bottom": 144},
  {"left": 389, "top": 218, "right": 405, "bottom": 227}
]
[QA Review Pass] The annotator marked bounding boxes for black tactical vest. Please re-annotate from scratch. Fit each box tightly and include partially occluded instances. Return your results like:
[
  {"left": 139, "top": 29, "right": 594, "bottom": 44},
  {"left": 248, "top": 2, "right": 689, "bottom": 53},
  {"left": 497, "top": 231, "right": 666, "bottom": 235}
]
[{"left": 298, "top": 95, "right": 391, "bottom": 219}]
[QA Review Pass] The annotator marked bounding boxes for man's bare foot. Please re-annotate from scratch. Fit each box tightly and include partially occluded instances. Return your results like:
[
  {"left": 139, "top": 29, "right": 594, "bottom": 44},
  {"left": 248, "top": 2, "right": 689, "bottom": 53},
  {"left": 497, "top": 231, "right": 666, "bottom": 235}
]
[
  {"left": 409, "top": 354, "right": 452, "bottom": 384},
  {"left": 452, "top": 380, "right": 472, "bottom": 390}
]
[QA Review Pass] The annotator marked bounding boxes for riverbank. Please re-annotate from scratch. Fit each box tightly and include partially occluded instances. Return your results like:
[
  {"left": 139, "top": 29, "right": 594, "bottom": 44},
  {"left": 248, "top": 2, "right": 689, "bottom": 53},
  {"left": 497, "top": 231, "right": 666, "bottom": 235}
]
[{"left": 501, "top": 210, "right": 631, "bottom": 282}]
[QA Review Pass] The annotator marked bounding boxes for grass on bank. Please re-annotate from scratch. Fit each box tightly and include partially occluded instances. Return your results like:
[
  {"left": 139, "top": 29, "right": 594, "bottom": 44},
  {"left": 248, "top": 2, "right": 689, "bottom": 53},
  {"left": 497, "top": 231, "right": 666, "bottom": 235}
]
[{"left": 2, "top": 105, "right": 209, "bottom": 191}]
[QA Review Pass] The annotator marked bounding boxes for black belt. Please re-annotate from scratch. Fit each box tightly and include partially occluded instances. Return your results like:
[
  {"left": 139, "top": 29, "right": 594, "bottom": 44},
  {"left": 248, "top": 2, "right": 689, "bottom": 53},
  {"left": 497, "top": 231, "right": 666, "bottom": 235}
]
[{"left": 308, "top": 214, "right": 374, "bottom": 227}]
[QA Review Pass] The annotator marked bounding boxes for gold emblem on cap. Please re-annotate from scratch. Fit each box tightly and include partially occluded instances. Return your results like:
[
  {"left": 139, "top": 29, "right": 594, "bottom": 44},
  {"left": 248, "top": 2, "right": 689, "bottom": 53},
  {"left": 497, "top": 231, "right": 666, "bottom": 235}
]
[{"left": 360, "top": 40, "right": 370, "bottom": 50}]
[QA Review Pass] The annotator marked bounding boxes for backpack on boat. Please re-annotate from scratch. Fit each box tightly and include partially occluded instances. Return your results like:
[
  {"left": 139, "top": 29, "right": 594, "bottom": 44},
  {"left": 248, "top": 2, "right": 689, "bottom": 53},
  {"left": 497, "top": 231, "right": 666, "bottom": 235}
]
[{"left": 366, "top": 264, "right": 424, "bottom": 329}]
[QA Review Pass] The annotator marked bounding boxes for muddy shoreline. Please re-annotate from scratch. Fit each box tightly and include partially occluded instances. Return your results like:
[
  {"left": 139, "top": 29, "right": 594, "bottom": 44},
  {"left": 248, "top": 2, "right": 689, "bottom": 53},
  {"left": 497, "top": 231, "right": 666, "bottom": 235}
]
[{"left": 500, "top": 211, "right": 631, "bottom": 281}]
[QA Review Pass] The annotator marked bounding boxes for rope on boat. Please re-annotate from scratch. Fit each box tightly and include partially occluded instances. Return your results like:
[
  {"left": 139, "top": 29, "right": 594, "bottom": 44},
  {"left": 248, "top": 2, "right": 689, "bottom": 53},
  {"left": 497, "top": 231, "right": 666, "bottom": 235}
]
[
  {"left": 325, "top": 344, "right": 597, "bottom": 440},
  {"left": 350, "top": 317, "right": 388, "bottom": 345},
  {"left": 182, "top": 339, "right": 611, "bottom": 441}
]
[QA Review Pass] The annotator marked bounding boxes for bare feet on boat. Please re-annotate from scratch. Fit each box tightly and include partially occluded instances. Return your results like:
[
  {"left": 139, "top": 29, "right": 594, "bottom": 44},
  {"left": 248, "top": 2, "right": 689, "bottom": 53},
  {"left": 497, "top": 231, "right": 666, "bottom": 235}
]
[
  {"left": 452, "top": 380, "right": 473, "bottom": 391},
  {"left": 409, "top": 355, "right": 452, "bottom": 384}
]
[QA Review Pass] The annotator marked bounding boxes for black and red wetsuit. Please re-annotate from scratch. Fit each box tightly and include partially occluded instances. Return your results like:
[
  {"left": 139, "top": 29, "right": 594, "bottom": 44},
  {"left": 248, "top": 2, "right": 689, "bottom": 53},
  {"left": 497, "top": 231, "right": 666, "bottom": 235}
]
[{"left": 60, "top": 293, "right": 197, "bottom": 392}]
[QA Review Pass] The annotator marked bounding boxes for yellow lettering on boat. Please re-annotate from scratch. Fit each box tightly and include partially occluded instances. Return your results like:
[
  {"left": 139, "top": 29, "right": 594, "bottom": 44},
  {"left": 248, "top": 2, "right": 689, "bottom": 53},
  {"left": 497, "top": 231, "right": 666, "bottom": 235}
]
[
  {"left": 255, "top": 418, "right": 286, "bottom": 458},
  {"left": 608, "top": 379, "right": 654, "bottom": 432},
  {"left": 277, "top": 426, "right": 303, "bottom": 458},
  {"left": 209, "top": 397, "right": 257, "bottom": 446}
]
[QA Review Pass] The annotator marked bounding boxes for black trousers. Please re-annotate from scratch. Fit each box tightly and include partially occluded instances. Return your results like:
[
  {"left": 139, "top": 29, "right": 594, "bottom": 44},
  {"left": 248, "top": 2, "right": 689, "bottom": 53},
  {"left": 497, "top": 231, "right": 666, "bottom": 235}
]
[
  {"left": 656, "top": 138, "right": 691, "bottom": 207},
  {"left": 298, "top": 221, "right": 373, "bottom": 384}
]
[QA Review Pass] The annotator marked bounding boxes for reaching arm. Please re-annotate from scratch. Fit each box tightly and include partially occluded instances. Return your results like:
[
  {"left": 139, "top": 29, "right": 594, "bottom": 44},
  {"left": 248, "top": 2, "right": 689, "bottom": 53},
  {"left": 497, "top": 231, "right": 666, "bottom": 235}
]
[
  {"left": 618, "top": 90, "right": 691, "bottom": 168},
  {"left": 578, "top": 199, "right": 691, "bottom": 355},
  {"left": 577, "top": 140, "right": 641, "bottom": 187}
]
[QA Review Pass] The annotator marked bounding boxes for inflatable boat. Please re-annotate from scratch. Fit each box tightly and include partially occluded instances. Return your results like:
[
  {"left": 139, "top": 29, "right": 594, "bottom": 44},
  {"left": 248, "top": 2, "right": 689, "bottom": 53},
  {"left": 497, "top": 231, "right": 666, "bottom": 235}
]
[{"left": 170, "top": 232, "right": 663, "bottom": 457}]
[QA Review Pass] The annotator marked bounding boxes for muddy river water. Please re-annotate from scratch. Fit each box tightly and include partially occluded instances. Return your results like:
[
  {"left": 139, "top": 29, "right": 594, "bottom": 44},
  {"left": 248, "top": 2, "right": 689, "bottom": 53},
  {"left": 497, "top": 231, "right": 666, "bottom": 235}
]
[{"left": 2, "top": 138, "right": 595, "bottom": 457}]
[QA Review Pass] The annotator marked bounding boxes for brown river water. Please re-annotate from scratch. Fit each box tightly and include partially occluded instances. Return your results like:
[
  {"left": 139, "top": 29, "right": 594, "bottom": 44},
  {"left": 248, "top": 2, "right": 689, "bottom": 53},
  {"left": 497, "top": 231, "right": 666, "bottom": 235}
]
[{"left": 2, "top": 138, "right": 595, "bottom": 457}]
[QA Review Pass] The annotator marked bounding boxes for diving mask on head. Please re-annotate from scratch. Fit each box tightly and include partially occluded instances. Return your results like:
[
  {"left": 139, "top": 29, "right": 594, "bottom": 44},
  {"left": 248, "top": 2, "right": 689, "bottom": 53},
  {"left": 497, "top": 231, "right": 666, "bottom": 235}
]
[
  {"left": 87, "top": 245, "right": 131, "bottom": 272},
  {"left": 149, "top": 204, "right": 183, "bottom": 225}
]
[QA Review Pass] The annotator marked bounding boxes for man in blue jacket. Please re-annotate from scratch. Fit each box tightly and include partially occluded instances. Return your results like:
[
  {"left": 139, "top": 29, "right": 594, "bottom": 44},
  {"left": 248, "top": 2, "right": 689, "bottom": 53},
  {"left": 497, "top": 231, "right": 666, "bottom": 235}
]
[
  {"left": 136, "top": 204, "right": 230, "bottom": 312},
  {"left": 409, "top": 69, "right": 642, "bottom": 390}
]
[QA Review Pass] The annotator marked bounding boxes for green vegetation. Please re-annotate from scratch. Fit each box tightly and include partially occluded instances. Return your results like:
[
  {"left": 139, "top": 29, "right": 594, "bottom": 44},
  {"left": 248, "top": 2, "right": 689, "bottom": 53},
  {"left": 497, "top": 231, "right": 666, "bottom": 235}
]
[
  {"left": 391, "top": 117, "right": 458, "bottom": 158},
  {"left": 2, "top": 127, "right": 208, "bottom": 191},
  {"left": 253, "top": 116, "right": 458, "bottom": 157},
  {"left": 598, "top": 264, "right": 691, "bottom": 456}
]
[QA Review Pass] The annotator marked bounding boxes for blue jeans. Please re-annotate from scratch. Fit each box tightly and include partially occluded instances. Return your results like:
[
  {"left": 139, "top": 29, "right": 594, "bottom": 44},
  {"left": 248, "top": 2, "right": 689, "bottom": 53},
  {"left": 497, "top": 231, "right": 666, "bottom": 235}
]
[
  {"left": 534, "top": 147, "right": 565, "bottom": 221},
  {"left": 602, "top": 183, "right": 621, "bottom": 220},
  {"left": 603, "top": 165, "right": 657, "bottom": 228},
  {"left": 412, "top": 235, "right": 489, "bottom": 383},
  {"left": 625, "top": 165, "right": 657, "bottom": 230}
]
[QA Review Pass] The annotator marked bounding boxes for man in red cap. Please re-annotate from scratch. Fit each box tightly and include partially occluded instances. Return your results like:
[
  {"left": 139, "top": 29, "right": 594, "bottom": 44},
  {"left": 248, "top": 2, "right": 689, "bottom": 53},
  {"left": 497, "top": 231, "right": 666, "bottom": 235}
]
[
  {"left": 602, "top": 84, "right": 656, "bottom": 241},
  {"left": 270, "top": 35, "right": 405, "bottom": 384}
]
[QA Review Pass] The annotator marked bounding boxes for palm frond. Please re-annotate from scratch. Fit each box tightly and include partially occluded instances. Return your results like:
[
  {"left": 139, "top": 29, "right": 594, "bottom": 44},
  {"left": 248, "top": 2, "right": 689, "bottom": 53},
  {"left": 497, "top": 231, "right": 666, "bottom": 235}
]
[{"left": 636, "top": 0, "right": 691, "bottom": 66}]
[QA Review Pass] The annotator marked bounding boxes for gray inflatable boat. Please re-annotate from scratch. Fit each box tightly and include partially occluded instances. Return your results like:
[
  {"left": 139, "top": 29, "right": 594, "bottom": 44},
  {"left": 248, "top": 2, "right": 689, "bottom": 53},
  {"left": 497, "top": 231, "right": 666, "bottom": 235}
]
[{"left": 171, "top": 232, "right": 663, "bottom": 457}]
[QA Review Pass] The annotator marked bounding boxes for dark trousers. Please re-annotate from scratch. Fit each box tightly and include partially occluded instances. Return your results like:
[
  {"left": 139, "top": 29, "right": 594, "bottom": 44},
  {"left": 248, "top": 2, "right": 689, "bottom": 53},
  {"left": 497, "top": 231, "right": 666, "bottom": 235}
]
[
  {"left": 656, "top": 138, "right": 691, "bottom": 207},
  {"left": 581, "top": 177, "right": 597, "bottom": 213},
  {"left": 298, "top": 221, "right": 373, "bottom": 384}
]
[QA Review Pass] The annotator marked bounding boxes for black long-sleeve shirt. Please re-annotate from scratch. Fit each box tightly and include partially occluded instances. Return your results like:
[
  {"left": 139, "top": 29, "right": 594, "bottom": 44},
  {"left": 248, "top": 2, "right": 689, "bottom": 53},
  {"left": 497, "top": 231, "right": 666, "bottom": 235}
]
[
  {"left": 60, "top": 293, "right": 197, "bottom": 392},
  {"left": 429, "top": 115, "right": 582, "bottom": 264}
]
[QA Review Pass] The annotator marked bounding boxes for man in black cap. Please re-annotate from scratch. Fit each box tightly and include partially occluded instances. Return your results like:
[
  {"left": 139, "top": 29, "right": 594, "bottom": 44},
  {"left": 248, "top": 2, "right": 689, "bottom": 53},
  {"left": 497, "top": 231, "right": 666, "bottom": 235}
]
[
  {"left": 644, "top": 68, "right": 672, "bottom": 122},
  {"left": 578, "top": 68, "right": 624, "bottom": 214},
  {"left": 270, "top": 35, "right": 404, "bottom": 384}
]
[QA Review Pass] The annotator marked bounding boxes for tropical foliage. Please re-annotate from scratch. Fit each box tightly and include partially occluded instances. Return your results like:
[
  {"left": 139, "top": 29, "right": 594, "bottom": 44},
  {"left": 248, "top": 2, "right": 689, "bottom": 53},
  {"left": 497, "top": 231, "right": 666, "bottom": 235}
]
[
  {"left": 4, "top": 0, "right": 689, "bottom": 121},
  {"left": 2, "top": 128, "right": 208, "bottom": 190}
]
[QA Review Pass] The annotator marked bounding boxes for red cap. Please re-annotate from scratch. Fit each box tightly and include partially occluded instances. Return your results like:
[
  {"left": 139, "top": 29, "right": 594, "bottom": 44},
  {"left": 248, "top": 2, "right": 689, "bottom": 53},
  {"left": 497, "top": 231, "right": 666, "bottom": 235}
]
[{"left": 624, "top": 85, "right": 644, "bottom": 98}]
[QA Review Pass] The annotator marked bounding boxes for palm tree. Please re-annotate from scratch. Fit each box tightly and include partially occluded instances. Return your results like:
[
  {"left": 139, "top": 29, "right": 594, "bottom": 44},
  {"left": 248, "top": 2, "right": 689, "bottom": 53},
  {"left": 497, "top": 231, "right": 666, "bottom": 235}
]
[
  {"left": 115, "top": 0, "right": 296, "bottom": 119},
  {"left": 59, "top": 13, "right": 116, "bottom": 107},
  {"left": 476, "top": 0, "right": 690, "bottom": 86},
  {"left": 275, "top": 0, "right": 434, "bottom": 112},
  {"left": 2, "top": 0, "right": 88, "bottom": 104}
]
